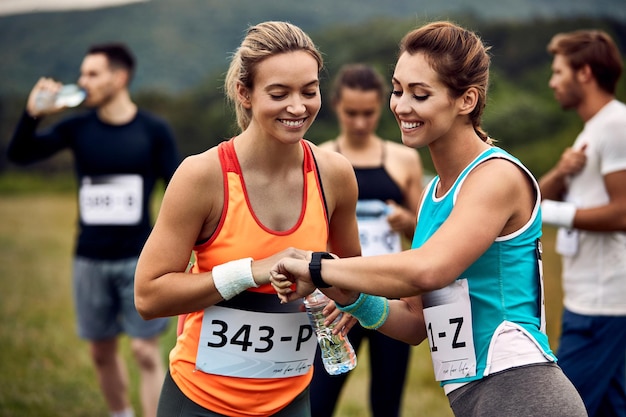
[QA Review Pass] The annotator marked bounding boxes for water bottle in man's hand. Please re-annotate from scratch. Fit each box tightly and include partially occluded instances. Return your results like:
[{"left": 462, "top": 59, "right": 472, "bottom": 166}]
[{"left": 35, "top": 84, "right": 86, "bottom": 111}]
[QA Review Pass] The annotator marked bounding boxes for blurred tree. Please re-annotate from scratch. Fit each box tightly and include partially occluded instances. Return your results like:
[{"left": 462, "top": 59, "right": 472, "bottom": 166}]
[{"left": 1, "top": 16, "right": 624, "bottom": 184}]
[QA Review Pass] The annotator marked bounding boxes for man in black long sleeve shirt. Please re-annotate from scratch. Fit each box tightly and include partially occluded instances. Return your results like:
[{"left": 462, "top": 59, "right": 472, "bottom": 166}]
[{"left": 7, "top": 43, "right": 180, "bottom": 417}]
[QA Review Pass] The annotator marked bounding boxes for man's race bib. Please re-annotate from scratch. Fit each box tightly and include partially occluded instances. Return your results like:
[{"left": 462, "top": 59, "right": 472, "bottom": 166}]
[
  {"left": 422, "top": 279, "right": 477, "bottom": 381},
  {"left": 356, "top": 200, "right": 401, "bottom": 256},
  {"left": 556, "top": 227, "right": 579, "bottom": 257},
  {"left": 196, "top": 306, "right": 318, "bottom": 378},
  {"left": 79, "top": 175, "right": 143, "bottom": 225}
]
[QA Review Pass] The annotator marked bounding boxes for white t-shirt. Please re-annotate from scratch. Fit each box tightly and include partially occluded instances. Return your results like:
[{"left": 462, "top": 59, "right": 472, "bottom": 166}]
[{"left": 560, "top": 100, "right": 626, "bottom": 315}]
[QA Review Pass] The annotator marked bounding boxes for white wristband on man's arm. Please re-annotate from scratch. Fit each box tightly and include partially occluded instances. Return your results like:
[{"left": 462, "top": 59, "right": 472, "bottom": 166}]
[
  {"left": 212, "top": 257, "right": 258, "bottom": 300},
  {"left": 541, "top": 200, "right": 576, "bottom": 228}
]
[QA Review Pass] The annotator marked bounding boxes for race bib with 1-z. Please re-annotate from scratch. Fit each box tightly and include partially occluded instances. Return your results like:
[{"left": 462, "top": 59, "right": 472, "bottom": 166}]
[
  {"left": 79, "top": 175, "right": 143, "bottom": 225},
  {"left": 196, "top": 306, "right": 318, "bottom": 378},
  {"left": 422, "top": 279, "right": 477, "bottom": 381}
]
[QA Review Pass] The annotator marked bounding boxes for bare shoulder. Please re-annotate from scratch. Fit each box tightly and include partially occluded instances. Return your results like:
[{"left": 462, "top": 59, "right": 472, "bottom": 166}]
[
  {"left": 463, "top": 156, "right": 536, "bottom": 234},
  {"left": 175, "top": 147, "right": 222, "bottom": 185},
  {"left": 466, "top": 156, "right": 532, "bottom": 197},
  {"left": 309, "top": 140, "right": 350, "bottom": 164},
  {"left": 383, "top": 140, "right": 423, "bottom": 190},
  {"left": 165, "top": 147, "right": 224, "bottom": 207},
  {"left": 307, "top": 140, "right": 356, "bottom": 189},
  {"left": 385, "top": 140, "right": 421, "bottom": 166},
  {"left": 317, "top": 139, "right": 337, "bottom": 151},
  {"left": 161, "top": 146, "right": 225, "bottom": 236}
]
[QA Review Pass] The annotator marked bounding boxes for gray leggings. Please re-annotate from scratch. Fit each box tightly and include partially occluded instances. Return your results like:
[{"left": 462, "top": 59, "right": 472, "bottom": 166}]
[
  {"left": 448, "top": 363, "right": 587, "bottom": 417},
  {"left": 157, "top": 371, "right": 311, "bottom": 417}
]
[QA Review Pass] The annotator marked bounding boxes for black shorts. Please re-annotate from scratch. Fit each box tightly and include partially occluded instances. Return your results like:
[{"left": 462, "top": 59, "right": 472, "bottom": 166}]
[{"left": 157, "top": 371, "right": 311, "bottom": 417}]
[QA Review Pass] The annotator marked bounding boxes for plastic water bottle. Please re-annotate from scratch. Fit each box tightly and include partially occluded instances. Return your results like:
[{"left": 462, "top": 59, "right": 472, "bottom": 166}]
[
  {"left": 35, "top": 84, "right": 86, "bottom": 111},
  {"left": 304, "top": 289, "right": 357, "bottom": 375}
]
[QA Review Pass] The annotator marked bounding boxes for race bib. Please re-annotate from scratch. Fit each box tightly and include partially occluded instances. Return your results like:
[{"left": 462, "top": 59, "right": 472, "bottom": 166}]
[
  {"left": 556, "top": 227, "right": 579, "bottom": 257},
  {"left": 79, "top": 175, "right": 143, "bottom": 225},
  {"left": 422, "top": 279, "right": 477, "bottom": 381},
  {"left": 196, "top": 306, "right": 318, "bottom": 378},
  {"left": 356, "top": 200, "right": 401, "bottom": 256}
]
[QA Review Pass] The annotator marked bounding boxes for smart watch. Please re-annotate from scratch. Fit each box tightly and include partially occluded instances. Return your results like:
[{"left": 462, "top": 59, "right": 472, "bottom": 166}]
[{"left": 309, "top": 251, "right": 334, "bottom": 288}]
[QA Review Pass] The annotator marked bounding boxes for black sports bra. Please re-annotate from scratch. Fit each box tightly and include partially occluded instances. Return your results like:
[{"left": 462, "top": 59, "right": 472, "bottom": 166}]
[{"left": 337, "top": 141, "right": 404, "bottom": 204}]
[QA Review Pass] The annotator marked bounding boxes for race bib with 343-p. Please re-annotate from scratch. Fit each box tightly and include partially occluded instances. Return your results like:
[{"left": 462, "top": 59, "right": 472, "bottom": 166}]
[{"left": 196, "top": 306, "right": 318, "bottom": 378}]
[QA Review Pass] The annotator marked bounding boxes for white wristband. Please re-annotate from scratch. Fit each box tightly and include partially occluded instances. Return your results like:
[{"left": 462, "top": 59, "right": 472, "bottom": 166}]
[
  {"left": 541, "top": 200, "right": 576, "bottom": 228},
  {"left": 212, "top": 257, "right": 257, "bottom": 300}
]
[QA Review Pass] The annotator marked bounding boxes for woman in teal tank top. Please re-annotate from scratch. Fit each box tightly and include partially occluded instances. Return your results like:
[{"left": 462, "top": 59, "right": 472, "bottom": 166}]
[{"left": 270, "top": 21, "right": 587, "bottom": 417}]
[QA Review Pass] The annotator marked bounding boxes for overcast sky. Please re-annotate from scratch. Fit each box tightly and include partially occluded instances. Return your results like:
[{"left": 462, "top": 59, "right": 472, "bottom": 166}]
[{"left": 0, "top": 0, "right": 148, "bottom": 16}]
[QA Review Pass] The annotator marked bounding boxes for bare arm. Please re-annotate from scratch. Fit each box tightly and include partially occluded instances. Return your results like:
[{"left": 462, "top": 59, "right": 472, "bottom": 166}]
[
  {"left": 538, "top": 145, "right": 587, "bottom": 201},
  {"left": 572, "top": 169, "right": 626, "bottom": 231},
  {"left": 312, "top": 144, "right": 362, "bottom": 259},
  {"left": 386, "top": 144, "right": 423, "bottom": 239},
  {"left": 540, "top": 142, "right": 626, "bottom": 231},
  {"left": 307, "top": 144, "right": 362, "bottom": 332},
  {"left": 377, "top": 296, "right": 427, "bottom": 345},
  {"left": 134, "top": 150, "right": 309, "bottom": 319},
  {"left": 272, "top": 158, "right": 531, "bottom": 299},
  {"left": 135, "top": 152, "right": 219, "bottom": 319},
  {"left": 271, "top": 159, "right": 532, "bottom": 343}
]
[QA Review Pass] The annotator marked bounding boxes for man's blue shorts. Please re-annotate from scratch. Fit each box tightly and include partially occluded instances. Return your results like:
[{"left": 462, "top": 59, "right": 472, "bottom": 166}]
[
  {"left": 73, "top": 256, "right": 169, "bottom": 340},
  {"left": 557, "top": 308, "right": 626, "bottom": 417}
]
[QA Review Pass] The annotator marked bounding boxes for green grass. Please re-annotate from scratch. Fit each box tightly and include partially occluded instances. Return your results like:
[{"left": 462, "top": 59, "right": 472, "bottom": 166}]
[
  {"left": 0, "top": 172, "right": 77, "bottom": 195},
  {"left": 0, "top": 192, "right": 564, "bottom": 417}
]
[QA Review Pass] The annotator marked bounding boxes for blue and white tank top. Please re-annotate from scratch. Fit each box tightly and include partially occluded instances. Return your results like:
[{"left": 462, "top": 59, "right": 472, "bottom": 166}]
[{"left": 412, "top": 147, "right": 556, "bottom": 388}]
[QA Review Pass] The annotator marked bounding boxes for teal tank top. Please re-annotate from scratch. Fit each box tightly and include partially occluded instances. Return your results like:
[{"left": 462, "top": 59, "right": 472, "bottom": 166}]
[{"left": 412, "top": 147, "right": 556, "bottom": 386}]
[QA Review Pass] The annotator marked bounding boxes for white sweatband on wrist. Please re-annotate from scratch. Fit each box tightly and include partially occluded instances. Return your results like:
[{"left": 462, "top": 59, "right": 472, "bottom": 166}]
[
  {"left": 541, "top": 199, "right": 576, "bottom": 228},
  {"left": 212, "top": 257, "right": 257, "bottom": 300},
  {"left": 336, "top": 293, "right": 390, "bottom": 330}
]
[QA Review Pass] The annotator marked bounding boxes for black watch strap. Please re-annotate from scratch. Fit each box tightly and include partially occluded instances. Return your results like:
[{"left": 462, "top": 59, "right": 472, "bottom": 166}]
[{"left": 309, "top": 252, "right": 333, "bottom": 288}]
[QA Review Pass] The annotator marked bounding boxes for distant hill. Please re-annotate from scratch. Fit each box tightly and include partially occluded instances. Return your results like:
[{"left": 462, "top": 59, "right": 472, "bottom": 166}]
[{"left": 1, "top": 0, "right": 625, "bottom": 95}]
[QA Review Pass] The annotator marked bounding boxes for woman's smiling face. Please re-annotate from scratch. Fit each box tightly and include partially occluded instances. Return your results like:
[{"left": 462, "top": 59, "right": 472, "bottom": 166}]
[
  {"left": 390, "top": 51, "right": 459, "bottom": 149},
  {"left": 245, "top": 50, "right": 321, "bottom": 144}
]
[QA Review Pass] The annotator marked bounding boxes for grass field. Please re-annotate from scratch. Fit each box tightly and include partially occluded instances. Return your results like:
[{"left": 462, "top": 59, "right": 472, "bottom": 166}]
[{"left": 0, "top": 192, "right": 565, "bottom": 417}]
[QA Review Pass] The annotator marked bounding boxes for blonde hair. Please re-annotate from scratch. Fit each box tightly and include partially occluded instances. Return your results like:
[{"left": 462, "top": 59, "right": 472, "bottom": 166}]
[
  {"left": 224, "top": 21, "right": 324, "bottom": 132},
  {"left": 399, "top": 21, "right": 492, "bottom": 143}
]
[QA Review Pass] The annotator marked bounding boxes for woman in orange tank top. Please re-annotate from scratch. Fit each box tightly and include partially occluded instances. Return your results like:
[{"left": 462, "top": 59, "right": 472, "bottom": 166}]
[{"left": 134, "top": 21, "right": 362, "bottom": 417}]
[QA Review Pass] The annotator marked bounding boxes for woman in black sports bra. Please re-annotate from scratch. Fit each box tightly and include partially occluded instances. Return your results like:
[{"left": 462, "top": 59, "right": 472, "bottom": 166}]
[{"left": 314, "top": 63, "right": 424, "bottom": 417}]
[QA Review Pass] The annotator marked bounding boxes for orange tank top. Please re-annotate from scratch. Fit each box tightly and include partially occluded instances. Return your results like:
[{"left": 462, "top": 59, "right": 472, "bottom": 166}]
[{"left": 170, "top": 139, "right": 329, "bottom": 416}]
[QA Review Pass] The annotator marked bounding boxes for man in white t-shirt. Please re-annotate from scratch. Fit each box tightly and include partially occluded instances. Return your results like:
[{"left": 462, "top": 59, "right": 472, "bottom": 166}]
[{"left": 539, "top": 29, "right": 626, "bottom": 417}]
